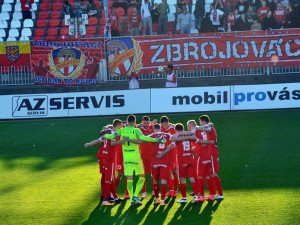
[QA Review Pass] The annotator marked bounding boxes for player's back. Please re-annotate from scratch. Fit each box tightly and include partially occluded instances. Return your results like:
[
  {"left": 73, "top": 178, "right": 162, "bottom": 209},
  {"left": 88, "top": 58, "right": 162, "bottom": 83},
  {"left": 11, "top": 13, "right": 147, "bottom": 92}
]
[
  {"left": 150, "top": 132, "right": 172, "bottom": 165},
  {"left": 118, "top": 126, "right": 142, "bottom": 162},
  {"left": 195, "top": 130, "right": 211, "bottom": 160},
  {"left": 176, "top": 138, "right": 194, "bottom": 165}
]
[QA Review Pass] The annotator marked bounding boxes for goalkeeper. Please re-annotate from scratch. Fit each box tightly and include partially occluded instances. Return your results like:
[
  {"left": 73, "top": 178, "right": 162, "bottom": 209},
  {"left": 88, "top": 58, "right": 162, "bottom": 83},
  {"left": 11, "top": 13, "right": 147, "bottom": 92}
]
[{"left": 104, "top": 114, "right": 165, "bottom": 205}]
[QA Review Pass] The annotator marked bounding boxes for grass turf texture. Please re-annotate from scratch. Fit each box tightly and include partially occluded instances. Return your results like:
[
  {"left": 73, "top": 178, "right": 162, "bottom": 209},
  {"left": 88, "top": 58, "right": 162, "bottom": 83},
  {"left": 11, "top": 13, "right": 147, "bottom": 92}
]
[{"left": 1, "top": 109, "right": 300, "bottom": 225}]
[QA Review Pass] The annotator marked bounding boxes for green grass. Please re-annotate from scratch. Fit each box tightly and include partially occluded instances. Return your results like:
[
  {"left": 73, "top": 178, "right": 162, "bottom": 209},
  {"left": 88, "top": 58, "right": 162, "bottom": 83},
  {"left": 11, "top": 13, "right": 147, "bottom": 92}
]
[{"left": 1, "top": 109, "right": 300, "bottom": 225}]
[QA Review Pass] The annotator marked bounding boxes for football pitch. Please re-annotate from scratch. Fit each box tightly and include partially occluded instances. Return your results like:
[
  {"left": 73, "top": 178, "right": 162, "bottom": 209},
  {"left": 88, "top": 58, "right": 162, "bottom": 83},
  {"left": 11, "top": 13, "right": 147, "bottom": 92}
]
[{"left": 1, "top": 109, "right": 300, "bottom": 225}]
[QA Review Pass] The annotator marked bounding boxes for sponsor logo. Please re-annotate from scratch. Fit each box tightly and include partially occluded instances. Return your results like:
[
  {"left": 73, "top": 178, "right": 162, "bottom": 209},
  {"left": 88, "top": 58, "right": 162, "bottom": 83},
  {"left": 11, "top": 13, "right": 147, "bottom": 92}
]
[
  {"left": 11, "top": 94, "right": 125, "bottom": 117},
  {"left": 107, "top": 38, "right": 143, "bottom": 77},
  {"left": 12, "top": 95, "right": 48, "bottom": 117},
  {"left": 172, "top": 91, "right": 228, "bottom": 105},
  {"left": 234, "top": 87, "right": 300, "bottom": 105},
  {"left": 48, "top": 47, "right": 85, "bottom": 79},
  {"left": 6, "top": 46, "right": 19, "bottom": 62}
]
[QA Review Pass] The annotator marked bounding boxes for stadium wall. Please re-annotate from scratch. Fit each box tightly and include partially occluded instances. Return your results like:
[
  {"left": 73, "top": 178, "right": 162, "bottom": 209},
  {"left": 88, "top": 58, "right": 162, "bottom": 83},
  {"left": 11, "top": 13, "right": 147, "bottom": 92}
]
[{"left": 1, "top": 82, "right": 299, "bottom": 120}]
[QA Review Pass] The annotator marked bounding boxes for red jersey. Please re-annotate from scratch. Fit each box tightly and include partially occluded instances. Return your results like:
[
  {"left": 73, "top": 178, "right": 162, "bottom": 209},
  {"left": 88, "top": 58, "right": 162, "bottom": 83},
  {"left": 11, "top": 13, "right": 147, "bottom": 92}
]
[
  {"left": 108, "top": 14, "right": 119, "bottom": 30},
  {"left": 257, "top": 6, "right": 270, "bottom": 21},
  {"left": 176, "top": 139, "right": 194, "bottom": 165},
  {"left": 129, "top": 13, "right": 141, "bottom": 28},
  {"left": 161, "top": 125, "right": 177, "bottom": 154},
  {"left": 273, "top": 8, "right": 286, "bottom": 23},
  {"left": 149, "top": 132, "right": 173, "bottom": 166},
  {"left": 208, "top": 127, "right": 219, "bottom": 155},
  {"left": 140, "top": 125, "right": 155, "bottom": 154},
  {"left": 194, "top": 129, "right": 211, "bottom": 161},
  {"left": 97, "top": 141, "right": 104, "bottom": 161},
  {"left": 99, "top": 131, "right": 116, "bottom": 162}
]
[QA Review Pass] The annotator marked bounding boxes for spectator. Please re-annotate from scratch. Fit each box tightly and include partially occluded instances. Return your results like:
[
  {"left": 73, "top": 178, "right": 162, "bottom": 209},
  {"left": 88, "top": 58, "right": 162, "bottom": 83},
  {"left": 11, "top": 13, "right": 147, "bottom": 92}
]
[
  {"left": 63, "top": 1, "right": 75, "bottom": 21},
  {"left": 194, "top": 0, "right": 205, "bottom": 30},
  {"left": 266, "top": 0, "right": 277, "bottom": 12},
  {"left": 200, "top": 12, "right": 214, "bottom": 32},
  {"left": 285, "top": 4, "right": 297, "bottom": 28},
  {"left": 113, "top": 0, "right": 128, "bottom": 15},
  {"left": 177, "top": 7, "right": 192, "bottom": 33},
  {"left": 141, "top": 0, "right": 153, "bottom": 35},
  {"left": 262, "top": 10, "right": 276, "bottom": 30},
  {"left": 215, "top": 0, "right": 225, "bottom": 10},
  {"left": 235, "top": 0, "right": 248, "bottom": 14},
  {"left": 234, "top": 13, "right": 250, "bottom": 30},
  {"left": 165, "top": 64, "right": 177, "bottom": 88},
  {"left": 210, "top": 4, "right": 224, "bottom": 31},
  {"left": 151, "top": 3, "right": 160, "bottom": 24},
  {"left": 129, "top": 70, "right": 139, "bottom": 89},
  {"left": 273, "top": 2, "right": 286, "bottom": 29},
  {"left": 20, "top": 0, "right": 33, "bottom": 20},
  {"left": 128, "top": 6, "right": 142, "bottom": 36},
  {"left": 246, "top": 5, "right": 257, "bottom": 24},
  {"left": 87, "top": 0, "right": 98, "bottom": 17},
  {"left": 108, "top": 8, "right": 120, "bottom": 36},
  {"left": 251, "top": 17, "right": 262, "bottom": 30},
  {"left": 227, "top": 10, "right": 236, "bottom": 31},
  {"left": 75, "top": 0, "right": 87, "bottom": 18},
  {"left": 178, "top": 0, "right": 187, "bottom": 14},
  {"left": 234, "top": 9, "right": 240, "bottom": 20},
  {"left": 157, "top": 0, "right": 170, "bottom": 35},
  {"left": 129, "top": 0, "right": 141, "bottom": 10},
  {"left": 257, "top": 0, "right": 270, "bottom": 21}
]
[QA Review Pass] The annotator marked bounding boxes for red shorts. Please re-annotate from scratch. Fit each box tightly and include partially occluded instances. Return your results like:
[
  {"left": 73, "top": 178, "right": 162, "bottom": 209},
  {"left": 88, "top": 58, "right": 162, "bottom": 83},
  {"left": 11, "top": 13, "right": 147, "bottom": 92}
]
[
  {"left": 196, "top": 157, "right": 213, "bottom": 177},
  {"left": 179, "top": 163, "right": 196, "bottom": 178},
  {"left": 152, "top": 164, "right": 169, "bottom": 180},
  {"left": 168, "top": 155, "right": 178, "bottom": 170},
  {"left": 142, "top": 156, "right": 152, "bottom": 174},
  {"left": 211, "top": 154, "right": 219, "bottom": 173},
  {"left": 115, "top": 150, "right": 124, "bottom": 172},
  {"left": 102, "top": 159, "right": 115, "bottom": 182}
]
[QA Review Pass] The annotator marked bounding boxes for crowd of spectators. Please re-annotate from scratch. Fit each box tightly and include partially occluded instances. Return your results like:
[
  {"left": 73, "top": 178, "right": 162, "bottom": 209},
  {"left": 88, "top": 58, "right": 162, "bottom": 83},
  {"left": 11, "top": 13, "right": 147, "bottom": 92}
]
[
  {"left": 63, "top": 0, "right": 300, "bottom": 37},
  {"left": 198, "top": 0, "right": 300, "bottom": 32}
]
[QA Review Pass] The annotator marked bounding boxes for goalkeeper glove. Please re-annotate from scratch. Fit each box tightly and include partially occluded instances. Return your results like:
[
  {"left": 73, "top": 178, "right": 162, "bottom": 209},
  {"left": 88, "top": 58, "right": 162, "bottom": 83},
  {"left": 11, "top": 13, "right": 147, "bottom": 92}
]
[{"left": 156, "top": 137, "right": 166, "bottom": 144}]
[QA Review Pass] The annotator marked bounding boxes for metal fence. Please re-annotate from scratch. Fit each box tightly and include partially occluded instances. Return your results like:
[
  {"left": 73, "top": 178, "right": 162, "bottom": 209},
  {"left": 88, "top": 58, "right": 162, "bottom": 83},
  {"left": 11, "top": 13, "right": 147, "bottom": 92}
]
[
  {"left": 106, "top": 66, "right": 300, "bottom": 82},
  {"left": 1, "top": 64, "right": 300, "bottom": 85}
]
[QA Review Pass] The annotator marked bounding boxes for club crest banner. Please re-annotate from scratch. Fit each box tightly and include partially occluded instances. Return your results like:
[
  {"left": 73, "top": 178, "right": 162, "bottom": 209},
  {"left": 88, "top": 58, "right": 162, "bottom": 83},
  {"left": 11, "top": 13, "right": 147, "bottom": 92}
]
[
  {"left": 106, "top": 29, "right": 300, "bottom": 75},
  {"left": 31, "top": 40, "right": 103, "bottom": 86}
]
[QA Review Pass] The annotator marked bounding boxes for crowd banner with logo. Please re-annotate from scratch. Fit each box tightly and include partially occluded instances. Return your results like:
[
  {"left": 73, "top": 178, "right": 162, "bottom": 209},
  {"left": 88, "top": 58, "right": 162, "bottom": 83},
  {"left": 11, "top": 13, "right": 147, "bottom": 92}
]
[
  {"left": 31, "top": 39, "right": 103, "bottom": 86},
  {"left": 0, "top": 41, "right": 31, "bottom": 66},
  {"left": 106, "top": 29, "right": 300, "bottom": 76}
]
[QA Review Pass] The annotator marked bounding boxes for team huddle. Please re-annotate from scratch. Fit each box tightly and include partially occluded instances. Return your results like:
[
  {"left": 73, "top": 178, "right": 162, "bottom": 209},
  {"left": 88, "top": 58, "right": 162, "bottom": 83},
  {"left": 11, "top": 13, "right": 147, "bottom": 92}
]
[{"left": 84, "top": 114, "right": 224, "bottom": 206}]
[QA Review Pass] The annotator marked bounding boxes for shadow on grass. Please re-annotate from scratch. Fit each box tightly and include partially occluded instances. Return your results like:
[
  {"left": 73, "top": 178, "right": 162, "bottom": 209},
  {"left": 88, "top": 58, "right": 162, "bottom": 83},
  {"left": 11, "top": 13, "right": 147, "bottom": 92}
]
[{"left": 82, "top": 197, "right": 222, "bottom": 225}]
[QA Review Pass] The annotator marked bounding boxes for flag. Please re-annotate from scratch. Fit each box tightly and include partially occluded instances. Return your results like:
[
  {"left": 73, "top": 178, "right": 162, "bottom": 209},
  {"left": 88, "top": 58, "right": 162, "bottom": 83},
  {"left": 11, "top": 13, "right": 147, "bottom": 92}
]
[{"left": 0, "top": 41, "right": 31, "bottom": 66}]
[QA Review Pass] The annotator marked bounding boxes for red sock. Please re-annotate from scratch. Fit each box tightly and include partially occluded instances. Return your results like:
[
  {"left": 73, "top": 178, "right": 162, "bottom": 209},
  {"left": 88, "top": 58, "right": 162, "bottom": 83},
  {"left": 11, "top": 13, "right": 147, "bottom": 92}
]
[
  {"left": 173, "top": 179, "right": 179, "bottom": 191},
  {"left": 115, "top": 177, "right": 121, "bottom": 190},
  {"left": 191, "top": 181, "right": 198, "bottom": 196},
  {"left": 125, "top": 177, "right": 129, "bottom": 195},
  {"left": 168, "top": 179, "right": 174, "bottom": 191},
  {"left": 206, "top": 178, "right": 214, "bottom": 196},
  {"left": 213, "top": 175, "right": 223, "bottom": 196},
  {"left": 110, "top": 182, "right": 118, "bottom": 198},
  {"left": 161, "top": 184, "right": 167, "bottom": 200},
  {"left": 103, "top": 182, "right": 110, "bottom": 201},
  {"left": 142, "top": 180, "right": 146, "bottom": 193},
  {"left": 198, "top": 178, "right": 205, "bottom": 196},
  {"left": 179, "top": 183, "right": 187, "bottom": 198},
  {"left": 101, "top": 174, "right": 105, "bottom": 194},
  {"left": 154, "top": 184, "right": 159, "bottom": 198}
]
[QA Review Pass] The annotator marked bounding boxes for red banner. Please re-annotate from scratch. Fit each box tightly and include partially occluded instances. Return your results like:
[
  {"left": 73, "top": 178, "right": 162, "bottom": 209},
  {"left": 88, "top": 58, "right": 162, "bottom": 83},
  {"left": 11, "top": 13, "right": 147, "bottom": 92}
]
[
  {"left": 106, "top": 29, "right": 300, "bottom": 75},
  {"left": 31, "top": 39, "right": 103, "bottom": 86}
]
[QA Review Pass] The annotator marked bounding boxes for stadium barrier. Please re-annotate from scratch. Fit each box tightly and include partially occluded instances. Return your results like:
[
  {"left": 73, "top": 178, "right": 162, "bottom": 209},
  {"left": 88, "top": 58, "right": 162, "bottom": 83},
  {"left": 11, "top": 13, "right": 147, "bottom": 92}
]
[{"left": 1, "top": 82, "right": 299, "bottom": 120}]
